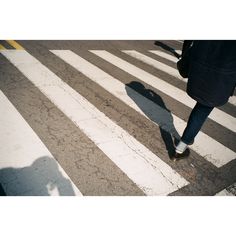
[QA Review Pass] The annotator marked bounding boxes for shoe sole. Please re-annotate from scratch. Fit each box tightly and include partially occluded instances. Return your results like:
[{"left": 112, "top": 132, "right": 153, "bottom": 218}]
[{"left": 171, "top": 149, "right": 190, "bottom": 162}]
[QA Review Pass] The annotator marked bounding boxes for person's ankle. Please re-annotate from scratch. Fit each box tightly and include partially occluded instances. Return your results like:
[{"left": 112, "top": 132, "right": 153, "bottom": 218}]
[{"left": 175, "top": 140, "right": 188, "bottom": 154}]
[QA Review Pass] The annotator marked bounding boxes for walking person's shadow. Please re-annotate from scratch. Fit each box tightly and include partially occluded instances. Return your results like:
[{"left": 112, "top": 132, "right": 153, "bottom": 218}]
[
  {"left": 125, "top": 81, "right": 181, "bottom": 158},
  {"left": 0, "top": 156, "right": 76, "bottom": 196},
  {"left": 154, "top": 41, "right": 181, "bottom": 59}
]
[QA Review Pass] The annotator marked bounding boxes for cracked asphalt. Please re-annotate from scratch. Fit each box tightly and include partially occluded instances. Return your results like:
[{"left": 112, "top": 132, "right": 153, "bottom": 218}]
[{"left": 0, "top": 40, "right": 235, "bottom": 196}]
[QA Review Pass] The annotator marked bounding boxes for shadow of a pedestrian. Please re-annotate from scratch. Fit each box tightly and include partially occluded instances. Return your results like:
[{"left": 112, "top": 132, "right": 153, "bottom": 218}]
[
  {"left": 125, "top": 81, "right": 181, "bottom": 158},
  {"left": 0, "top": 156, "right": 76, "bottom": 196},
  {"left": 154, "top": 41, "right": 181, "bottom": 58}
]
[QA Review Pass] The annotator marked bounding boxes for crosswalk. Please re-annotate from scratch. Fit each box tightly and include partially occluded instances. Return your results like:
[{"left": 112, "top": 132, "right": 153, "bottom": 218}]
[
  {"left": 0, "top": 41, "right": 236, "bottom": 196},
  {"left": 215, "top": 182, "right": 236, "bottom": 196},
  {"left": 0, "top": 90, "right": 82, "bottom": 196},
  {"left": 124, "top": 49, "right": 236, "bottom": 106}
]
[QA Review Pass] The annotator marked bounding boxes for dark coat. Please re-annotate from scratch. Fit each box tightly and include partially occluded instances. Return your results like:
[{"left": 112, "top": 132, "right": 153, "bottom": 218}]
[{"left": 186, "top": 40, "right": 236, "bottom": 107}]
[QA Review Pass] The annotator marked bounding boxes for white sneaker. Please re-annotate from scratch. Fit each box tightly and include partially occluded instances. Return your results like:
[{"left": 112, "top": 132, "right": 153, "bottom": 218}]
[{"left": 175, "top": 140, "right": 188, "bottom": 154}]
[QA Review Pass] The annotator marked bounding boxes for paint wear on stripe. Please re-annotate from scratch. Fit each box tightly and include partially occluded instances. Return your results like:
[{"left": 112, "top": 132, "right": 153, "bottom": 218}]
[
  {"left": 0, "top": 90, "right": 82, "bottom": 196},
  {"left": 90, "top": 50, "right": 236, "bottom": 133},
  {"left": 1, "top": 50, "right": 189, "bottom": 196},
  {"left": 51, "top": 50, "right": 236, "bottom": 167}
]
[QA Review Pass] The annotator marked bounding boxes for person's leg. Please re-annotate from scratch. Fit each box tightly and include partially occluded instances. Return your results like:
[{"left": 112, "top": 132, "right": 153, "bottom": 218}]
[{"left": 175, "top": 102, "right": 214, "bottom": 154}]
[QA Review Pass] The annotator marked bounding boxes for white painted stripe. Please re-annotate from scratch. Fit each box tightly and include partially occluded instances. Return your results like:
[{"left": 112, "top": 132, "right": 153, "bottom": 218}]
[
  {"left": 215, "top": 183, "right": 236, "bottom": 196},
  {"left": 51, "top": 50, "right": 236, "bottom": 167},
  {"left": 1, "top": 50, "right": 189, "bottom": 196},
  {"left": 215, "top": 189, "right": 234, "bottom": 196},
  {"left": 90, "top": 50, "right": 236, "bottom": 133},
  {"left": 149, "top": 50, "right": 236, "bottom": 106},
  {"left": 123, "top": 50, "right": 185, "bottom": 81},
  {"left": 228, "top": 96, "right": 236, "bottom": 106},
  {"left": 149, "top": 50, "right": 179, "bottom": 63},
  {"left": 175, "top": 50, "right": 182, "bottom": 55},
  {"left": 0, "top": 90, "right": 82, "bottom": 196}
]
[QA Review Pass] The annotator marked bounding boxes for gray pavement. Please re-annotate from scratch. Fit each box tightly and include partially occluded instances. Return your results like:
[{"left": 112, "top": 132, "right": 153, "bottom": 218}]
[{"left": 0, "top": 40, "right": 235, "bottom": 196}]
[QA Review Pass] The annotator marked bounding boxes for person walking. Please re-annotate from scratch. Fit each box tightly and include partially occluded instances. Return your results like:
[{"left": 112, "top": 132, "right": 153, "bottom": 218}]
[{"left": 174, "top": 40, "right": 236, "bottom": 159}]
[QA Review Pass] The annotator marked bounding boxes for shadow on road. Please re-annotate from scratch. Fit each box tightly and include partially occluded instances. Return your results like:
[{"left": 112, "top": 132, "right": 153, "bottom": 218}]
[
  {"left": 125, "top": 81, "right": 181, "bottom": 158},
  {"left": 154, "top": 41, "right": 181, "bottom": 58},
  {"left": 0, "top": 156, "right": 76, "bottom": 196}
]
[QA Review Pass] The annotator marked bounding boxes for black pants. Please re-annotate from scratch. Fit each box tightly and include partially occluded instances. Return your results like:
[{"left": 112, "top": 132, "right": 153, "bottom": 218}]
[{"left": 181, "top": 102, "right": 214, "bottom": 144}]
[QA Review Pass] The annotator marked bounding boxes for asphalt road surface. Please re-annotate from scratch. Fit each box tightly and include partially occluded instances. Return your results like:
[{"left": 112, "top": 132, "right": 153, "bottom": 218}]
[{"left": 0, "top": 40, "right": 235, "bottom": 196}]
